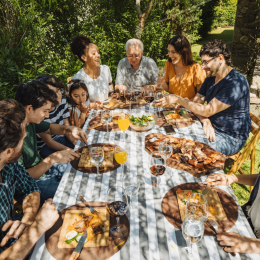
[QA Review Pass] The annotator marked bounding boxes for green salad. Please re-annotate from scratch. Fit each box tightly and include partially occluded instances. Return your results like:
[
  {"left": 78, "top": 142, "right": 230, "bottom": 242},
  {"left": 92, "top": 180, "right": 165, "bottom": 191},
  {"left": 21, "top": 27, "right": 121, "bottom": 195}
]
[
  {"left": 178, "top": 109, "right": 187, "bottom": 115},
  {"left": 129, "top": 115, "right": 155, "bottom": 127}
]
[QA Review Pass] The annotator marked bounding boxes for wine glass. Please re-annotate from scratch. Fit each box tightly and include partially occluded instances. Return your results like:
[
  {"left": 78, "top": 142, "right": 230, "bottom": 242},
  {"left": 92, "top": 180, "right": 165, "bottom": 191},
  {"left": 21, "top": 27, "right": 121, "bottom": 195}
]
[
  {"left": 89, "top": 147, "right": 104, "bottom": 180},
  {"left": 158, "top": 141, "right": 172, "bottom": 170},
  {"left": 106, "top": 187, "right": 128, "bottom": 239},
  {"left": 114, "top": 146, "right": 128, "bottom": 179},
  {"left": 149, "top": 152, "right": 165, "bottom": 191},
  {"left": 101, "top": 110, "right": 112, "bottom": 133},
  {"left": 182, "top": 215, "right": 204, "bottom": 258},
  {"left": 185, "top": 193, "right": 208, "bottom": 222},
  {"left": 143, "top": 85, "right": 155, "bottom": 113},
  {"left": 123, "top": 175, "right": 141, "bottom": 209},
  {"left": 156, "top": 92, "right": 164, "bottom": 117},
  {"left": 117, "top": 114, "right": 130, "bottom": 141}
]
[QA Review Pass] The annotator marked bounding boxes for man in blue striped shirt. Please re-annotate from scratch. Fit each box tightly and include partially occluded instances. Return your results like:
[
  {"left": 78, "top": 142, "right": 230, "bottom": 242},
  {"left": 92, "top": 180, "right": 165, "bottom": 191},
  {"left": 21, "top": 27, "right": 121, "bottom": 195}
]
[{"left": 36, "top": 75, "right": 77, "bottom": 158}]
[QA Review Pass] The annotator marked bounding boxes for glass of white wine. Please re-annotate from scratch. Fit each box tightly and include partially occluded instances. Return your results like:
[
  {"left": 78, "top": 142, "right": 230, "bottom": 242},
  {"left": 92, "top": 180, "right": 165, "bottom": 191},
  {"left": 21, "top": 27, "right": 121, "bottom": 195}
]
[
  {"left": 89, "top": 146, "right": 104, "bottom": 180},
  {"left": 182, "top": 215, "right": 204, "bottom": 258},
  {"left": 101, "top": 110, "right": 112, "bottom": 133}
]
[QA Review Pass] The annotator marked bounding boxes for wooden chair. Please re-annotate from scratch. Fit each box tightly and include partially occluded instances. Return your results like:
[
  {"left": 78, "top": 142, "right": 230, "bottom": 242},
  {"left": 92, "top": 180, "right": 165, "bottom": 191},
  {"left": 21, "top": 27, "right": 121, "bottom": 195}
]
[{"left": 228, "top": 112, "right": 260, "bottom": 179}]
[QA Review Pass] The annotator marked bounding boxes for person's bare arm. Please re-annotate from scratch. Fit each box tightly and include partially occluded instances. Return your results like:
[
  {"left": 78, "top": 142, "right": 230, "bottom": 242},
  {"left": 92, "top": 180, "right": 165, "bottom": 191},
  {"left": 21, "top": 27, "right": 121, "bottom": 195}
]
[
  {"left": 192, "top": 93, "right": 205, "bottom": 104},
  {"left": 156, "top": 95, "right": 230, "bottom": 117},
  {"left": 38, "top": 133, "right": 69, "bottom": 151},
  {"left": 0, "top": 192, "right": 40, "bottom": 247},
  {"left": 156, "top": 77, "right": 169, "bottom": 92},
  {"left": 0, "top": 199, "right": 59, "bottom": 260},
  {"left": 63, "top": 118, "right": 77, "bottom": 145},
  {"left": 109, "top": 82, "right": 114, "bottom": 92},
  {"left": 115, "top": 84, "right": 128, "bottom": 95},
  {"left": 204, "top": 173, "right": 259, "bottom": 187},
  {"left": 69, "top": 109, "right": 79, "bottom": 127}
]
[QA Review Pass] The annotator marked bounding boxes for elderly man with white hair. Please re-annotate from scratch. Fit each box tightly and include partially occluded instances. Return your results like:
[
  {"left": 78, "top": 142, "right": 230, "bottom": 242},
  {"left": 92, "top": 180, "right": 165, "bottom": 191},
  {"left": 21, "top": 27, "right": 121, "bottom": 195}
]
[{"left": 115, "top": 39, "right": 158, "bottom": 94}]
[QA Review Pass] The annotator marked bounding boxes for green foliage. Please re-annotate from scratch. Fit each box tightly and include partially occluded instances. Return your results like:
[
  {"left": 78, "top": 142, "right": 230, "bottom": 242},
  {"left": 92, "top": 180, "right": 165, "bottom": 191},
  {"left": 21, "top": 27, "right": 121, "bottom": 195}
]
[{"left": 0, "top": 0, "right": 238, "bottom": 100}]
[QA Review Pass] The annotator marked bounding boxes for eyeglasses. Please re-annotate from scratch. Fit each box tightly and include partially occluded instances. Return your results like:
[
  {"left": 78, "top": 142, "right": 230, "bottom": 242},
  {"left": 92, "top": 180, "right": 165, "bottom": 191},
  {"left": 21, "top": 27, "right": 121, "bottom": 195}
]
[
  {"left": 54, "top": 89, "right": 64, "bottom": 95},
  {"left": 201, "top": 57, "right": 217, "bottom": 67},
  {"left": 127, "top": 54, "right": 141, "bottom": 59}
]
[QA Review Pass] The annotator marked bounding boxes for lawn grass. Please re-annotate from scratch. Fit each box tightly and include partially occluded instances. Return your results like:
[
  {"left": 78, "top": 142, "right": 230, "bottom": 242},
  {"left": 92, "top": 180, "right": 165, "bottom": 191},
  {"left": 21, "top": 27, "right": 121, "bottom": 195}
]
[{"left": 158, "top": 27, "right": 259, "bottom": 206}]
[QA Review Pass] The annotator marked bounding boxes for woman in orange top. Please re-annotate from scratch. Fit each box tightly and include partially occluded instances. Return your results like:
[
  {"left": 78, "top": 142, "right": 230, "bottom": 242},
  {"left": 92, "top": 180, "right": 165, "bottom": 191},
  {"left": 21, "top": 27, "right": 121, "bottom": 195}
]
[{"left": 157, "top": 35, "right": 205, "bottom": 100}]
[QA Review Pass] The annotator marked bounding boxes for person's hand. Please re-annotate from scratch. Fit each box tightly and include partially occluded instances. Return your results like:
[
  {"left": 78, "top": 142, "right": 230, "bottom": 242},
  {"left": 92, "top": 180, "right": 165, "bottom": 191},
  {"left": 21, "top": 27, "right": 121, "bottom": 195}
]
[
  {"left": 201, "top": 118, "right": 215, "bottom": 142},
  {"left": 116, "top": 85, "right": 128, "bottom": 96},
  {"left": 157, "top": 77, "right": 165, "bottom": 88},
  {"left": 50, "top": 149, "right": 80, "bottom": 164},
  {"left": 217, "top": 232, "right": 260, "bottom": 254},
  {"left": 67, "top": 126, "right": 88, "bottom": 144},
  {"left": 0, "top": 220, "right": 31, "bottom": 247},
  {"left": 155, "top": 94, "right": 179, "bottom": 108},
  {"left": 204, "top": 173, "right": 237, "bottom": 186},
  {"left": 78, "top": 103, "right": 91, "bottom": 115},
  {"left": 34, "top": 199, "right": 59, "bottom": 232},
  {"left": 91, "top": 101, "right": 103, "bottom": 110}
]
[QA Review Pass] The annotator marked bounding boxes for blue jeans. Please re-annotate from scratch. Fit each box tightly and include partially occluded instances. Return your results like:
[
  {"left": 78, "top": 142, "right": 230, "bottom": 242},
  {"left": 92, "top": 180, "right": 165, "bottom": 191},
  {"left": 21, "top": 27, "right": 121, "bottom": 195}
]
[
  {"left": 208, "top": 129, "right": 247, "bottom": 156},
  {"left": 36, "top": 163, "right": 68, "bottom": 205},
  {"left": 39, "top": 136, "right": 74, "bottom": 158}
]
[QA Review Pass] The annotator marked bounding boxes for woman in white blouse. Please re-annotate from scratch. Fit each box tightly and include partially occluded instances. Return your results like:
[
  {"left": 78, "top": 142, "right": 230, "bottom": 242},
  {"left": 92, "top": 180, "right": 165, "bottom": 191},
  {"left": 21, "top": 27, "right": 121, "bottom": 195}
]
[{"left": 70, "top": 34, "right": 113, "bottom": 104}]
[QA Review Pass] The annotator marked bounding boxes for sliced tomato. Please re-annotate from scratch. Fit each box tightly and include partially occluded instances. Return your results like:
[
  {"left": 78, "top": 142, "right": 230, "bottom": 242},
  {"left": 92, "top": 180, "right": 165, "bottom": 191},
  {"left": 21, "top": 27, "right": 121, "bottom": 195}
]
[
  {"left": 186, "top": 191, "right": 192, "bottom": 198},
  {"left": 177, "top": 114, "right": 181, "bottom": 119},
  {"left": 177, "top": 188, "right": 181, "bottom": 194}
]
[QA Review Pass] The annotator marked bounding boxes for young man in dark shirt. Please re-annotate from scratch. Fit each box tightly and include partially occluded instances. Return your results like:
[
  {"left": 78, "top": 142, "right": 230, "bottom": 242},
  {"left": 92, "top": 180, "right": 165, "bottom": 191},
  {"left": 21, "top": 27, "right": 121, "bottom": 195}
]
[
  {"left": 15, "top": 80, "right": 88, "bottom": 203},
  {"left": 156, "top": 40, "right": 251, "bottom": 156},
  {"left": 0, "top": 100, "right": 59, "bottom": 258}
]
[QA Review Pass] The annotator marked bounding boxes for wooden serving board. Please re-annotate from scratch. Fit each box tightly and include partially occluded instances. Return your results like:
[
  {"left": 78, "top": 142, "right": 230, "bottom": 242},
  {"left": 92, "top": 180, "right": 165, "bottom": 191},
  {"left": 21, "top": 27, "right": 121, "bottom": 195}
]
[
  {"left": 58, "top": 208, "right": 109, "bottom": 248},
  {"left": 163, "top": 110, "right": 192, "bottom": 123},
  {"left": 176, "top": 190, "right": 227, "bottom": 222},
  {"left": 78, "top": 146, "right": 114, "bottom": 168},
  {"left": 103, "top": 97, "right": 147, "bottom": 110}
]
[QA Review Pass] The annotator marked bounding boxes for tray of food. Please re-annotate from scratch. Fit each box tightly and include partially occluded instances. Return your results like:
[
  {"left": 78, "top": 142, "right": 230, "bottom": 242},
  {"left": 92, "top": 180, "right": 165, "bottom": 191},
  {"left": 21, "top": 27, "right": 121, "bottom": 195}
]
[
  {"left": 163, "top": 109, "right": 192, "bottom": 123},
  {"left": 145, "top": 133, "right": 227, "bottom": 177}
]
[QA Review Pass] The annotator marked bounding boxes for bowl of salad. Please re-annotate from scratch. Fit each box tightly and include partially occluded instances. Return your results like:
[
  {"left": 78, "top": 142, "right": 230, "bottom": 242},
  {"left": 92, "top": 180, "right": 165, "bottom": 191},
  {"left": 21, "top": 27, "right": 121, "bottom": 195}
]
[{"left": 129, "top": 111, "right": 157, "bottom": 132}]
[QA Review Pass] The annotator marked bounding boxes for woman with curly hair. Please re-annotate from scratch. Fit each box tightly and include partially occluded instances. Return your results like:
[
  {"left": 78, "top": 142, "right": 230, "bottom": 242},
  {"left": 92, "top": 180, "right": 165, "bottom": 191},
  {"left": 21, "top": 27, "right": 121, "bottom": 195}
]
[
  {"left": 157, "top": 35, "right": 205, "bottom": 99},
  {"left": 70, "top": 35, "right": 113, "bottom": 106}
]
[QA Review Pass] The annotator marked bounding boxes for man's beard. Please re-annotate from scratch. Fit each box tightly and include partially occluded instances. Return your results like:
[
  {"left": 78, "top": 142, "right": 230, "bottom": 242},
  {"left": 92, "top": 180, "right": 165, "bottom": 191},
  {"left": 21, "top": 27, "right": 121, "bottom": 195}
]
[{"left": 7, "top": 149, "right": 22, "bottom": 164}]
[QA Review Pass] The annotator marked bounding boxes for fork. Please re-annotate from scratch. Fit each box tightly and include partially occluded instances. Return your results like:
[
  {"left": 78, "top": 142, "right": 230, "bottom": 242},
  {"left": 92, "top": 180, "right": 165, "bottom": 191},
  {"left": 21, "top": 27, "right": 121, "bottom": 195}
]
[{"left": 79, "top": 196, "right": 98, "bottom": 215}]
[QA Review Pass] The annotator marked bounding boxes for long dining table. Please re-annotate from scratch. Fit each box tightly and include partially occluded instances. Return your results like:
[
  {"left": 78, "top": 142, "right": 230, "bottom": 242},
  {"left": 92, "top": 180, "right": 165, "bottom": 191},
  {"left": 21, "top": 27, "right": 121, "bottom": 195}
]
[{"left": 30, "top": 104, "right": 260, "bottom": 260}]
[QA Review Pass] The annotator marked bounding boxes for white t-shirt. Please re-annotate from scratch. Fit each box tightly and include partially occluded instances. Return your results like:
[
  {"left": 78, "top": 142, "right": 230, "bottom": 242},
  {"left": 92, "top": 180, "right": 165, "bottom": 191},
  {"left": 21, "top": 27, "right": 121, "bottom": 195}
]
[
  {"left": 72, "top": 65, "right": 112, "bottom": 102},
  {"left": 68, "top": 100, "right": 90, "bottom": 118}
]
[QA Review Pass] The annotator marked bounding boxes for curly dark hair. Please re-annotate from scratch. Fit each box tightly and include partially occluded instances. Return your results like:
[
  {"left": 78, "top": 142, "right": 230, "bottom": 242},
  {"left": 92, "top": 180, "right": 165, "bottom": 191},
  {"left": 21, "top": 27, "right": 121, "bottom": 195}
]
[
  {"left": 66, "top": 79, "right": 89, "bottom": 107},
  {"left": 70, "top": 34, "right": 92, "bottom": 63},
  {"left": 0, "top": 100, "right": 26, "bottom": 154},
  {"left": 199, "top": 39, "right": 232, "bottom": 66},
  {"left": 15, "top": 80, "right": 59, "bottom": 110},
  {"left": 36, "top": 74, "right": 65, "bottom": 90},
  {"left": 168, "top": 35, "right": 195, "bottom": 66}
]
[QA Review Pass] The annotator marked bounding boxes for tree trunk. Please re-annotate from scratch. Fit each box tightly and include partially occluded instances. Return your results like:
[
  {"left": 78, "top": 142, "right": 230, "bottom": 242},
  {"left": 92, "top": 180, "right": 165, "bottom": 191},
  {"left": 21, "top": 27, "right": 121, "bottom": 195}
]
[{"left": 135, "top": 0, "right": 155, "bottom": 39}]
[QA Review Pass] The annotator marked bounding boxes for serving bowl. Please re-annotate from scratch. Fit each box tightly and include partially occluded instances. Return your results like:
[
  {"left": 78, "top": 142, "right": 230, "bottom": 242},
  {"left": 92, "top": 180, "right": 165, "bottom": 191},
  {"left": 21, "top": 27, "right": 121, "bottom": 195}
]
[{"left": 129, "top": 111, "right": 157, "bottom": 132}]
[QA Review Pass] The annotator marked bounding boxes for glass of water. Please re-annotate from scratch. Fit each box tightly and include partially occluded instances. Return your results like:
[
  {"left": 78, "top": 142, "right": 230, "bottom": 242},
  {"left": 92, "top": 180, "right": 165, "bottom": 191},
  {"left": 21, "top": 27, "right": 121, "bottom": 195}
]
[
  {"left": 158, "top": 141, "right": 172, "bottom": 170},
  {"left": 89, "top": 146, "right": 104, "bottom": 180},
  {"left": 182, "top": 215, "right": 204, "bottom": 258},
  {"left": 123, "top": 175, "right": 141, "bottom": 209},
  {"left": 156, "top": 92, "right": 164, "bottom": 117},
  {"left": 101, "top": 110, "right": 112, "bottom": 133}
]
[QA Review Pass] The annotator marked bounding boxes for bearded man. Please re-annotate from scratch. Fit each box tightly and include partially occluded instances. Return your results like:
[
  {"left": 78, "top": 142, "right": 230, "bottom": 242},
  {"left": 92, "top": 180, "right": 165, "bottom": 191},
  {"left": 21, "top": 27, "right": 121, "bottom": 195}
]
[{"left": 156, "top": 40, "right": 251, "bottom": 156}]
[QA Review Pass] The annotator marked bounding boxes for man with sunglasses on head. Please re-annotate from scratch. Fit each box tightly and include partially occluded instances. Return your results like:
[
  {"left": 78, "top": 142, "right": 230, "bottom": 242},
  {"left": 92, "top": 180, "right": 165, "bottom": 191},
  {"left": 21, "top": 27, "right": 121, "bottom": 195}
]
[
  {"left": 0, "top": 100, "right": 59, "bottom": 259},
  {"left": 115, "top": 39, "right": 158, "bottom": 94},
  {"left": 156, "top": 40, "right": 251, "bottom": 156},
  {"left": 35, "top": 74, "right": 77, "bottom": 158},
  {"left": 15, "top": 81, "right": 88, "bottom": 204}
]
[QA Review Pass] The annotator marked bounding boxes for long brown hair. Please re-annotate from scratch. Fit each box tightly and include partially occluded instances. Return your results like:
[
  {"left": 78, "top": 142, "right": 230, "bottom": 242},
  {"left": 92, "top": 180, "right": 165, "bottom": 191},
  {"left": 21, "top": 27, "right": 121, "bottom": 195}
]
[{"left": 168, "top": 35, "right": 195, "bottom": 66}]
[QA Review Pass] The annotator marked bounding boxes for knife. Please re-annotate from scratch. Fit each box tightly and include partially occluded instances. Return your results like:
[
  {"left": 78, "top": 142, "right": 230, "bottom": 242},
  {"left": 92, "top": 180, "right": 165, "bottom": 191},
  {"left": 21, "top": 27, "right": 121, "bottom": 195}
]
[{"left": 69, "top": 229, "right": 87, "bottom": 260}]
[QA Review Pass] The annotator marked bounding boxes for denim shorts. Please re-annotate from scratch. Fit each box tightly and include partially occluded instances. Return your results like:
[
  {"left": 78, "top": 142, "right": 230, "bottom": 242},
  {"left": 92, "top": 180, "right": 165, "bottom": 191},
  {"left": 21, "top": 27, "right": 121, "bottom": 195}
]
[
  {"left": 208, "top": 129, "right": 247, "bottom": 156},
  {"left": 36, "top": 163, "right": 68, "bottom": 205},
  {"left": 39, "top": 136, "right": 74, "bottom": 158}
]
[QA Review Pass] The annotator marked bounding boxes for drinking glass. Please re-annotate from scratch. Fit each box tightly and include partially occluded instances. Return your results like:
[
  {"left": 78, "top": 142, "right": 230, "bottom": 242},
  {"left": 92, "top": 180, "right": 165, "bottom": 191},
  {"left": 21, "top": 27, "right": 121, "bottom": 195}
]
[
  {"left": 156, "top": 92, "right": 164, "bottom": 117},
  {"left": 123, "top": 175, "right": 141, "bottom": 209},
  {"left": 114, "top": 146, "right": 128, "bottom": 179},
  {"left": 89, "top": 147, "right": 104, "bottom": 180},
  {"left": 158, "top": 141, "right": 172, "bottom": 170},
  {"left": 143, "top": 85, "right": 155, "bottom": 113},
  {"left": 185, "top": 193, "right": 208, "bottom": 222},
  {"left": 106, "top": 186, "right": 128, "bottom": 238},
  {"left": 149, "top": 152, "right": 165, "bottom": 191},
  {"left": 118, "top": 114, "right": 130, "bottom": 141},
  {"left": 182, "top": 215, "right": 204, "bottom": 258},
  {"left": 101, "top": 110, "right": 112, "bottom": 133}
]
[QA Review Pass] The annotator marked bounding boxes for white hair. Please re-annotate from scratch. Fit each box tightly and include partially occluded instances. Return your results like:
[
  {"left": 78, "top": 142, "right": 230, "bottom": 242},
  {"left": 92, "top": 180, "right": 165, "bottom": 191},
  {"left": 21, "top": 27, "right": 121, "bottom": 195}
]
[{"left": 125, "top": 39, "right": 144, "bottom": 53}]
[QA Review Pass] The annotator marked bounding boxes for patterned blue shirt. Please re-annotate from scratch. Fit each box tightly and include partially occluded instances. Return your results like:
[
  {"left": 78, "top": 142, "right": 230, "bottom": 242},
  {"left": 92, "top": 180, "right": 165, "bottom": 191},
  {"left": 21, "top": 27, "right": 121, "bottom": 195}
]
[{"left": 0, "top": 162, "right": 40, "bottom": 252}]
